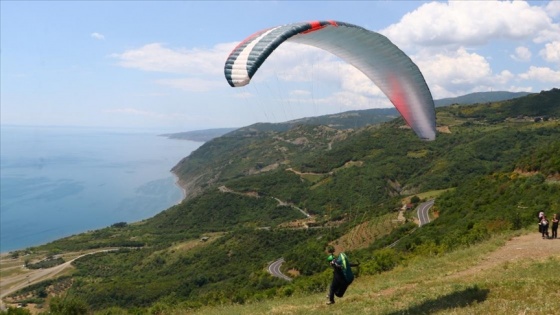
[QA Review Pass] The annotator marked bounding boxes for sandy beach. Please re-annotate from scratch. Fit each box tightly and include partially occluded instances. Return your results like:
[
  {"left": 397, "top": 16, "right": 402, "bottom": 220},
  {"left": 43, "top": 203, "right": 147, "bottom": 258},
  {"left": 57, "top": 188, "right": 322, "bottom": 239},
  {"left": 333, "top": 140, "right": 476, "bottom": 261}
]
[{"left": 173, "top": 173, "right": 188, "bottom": 205}]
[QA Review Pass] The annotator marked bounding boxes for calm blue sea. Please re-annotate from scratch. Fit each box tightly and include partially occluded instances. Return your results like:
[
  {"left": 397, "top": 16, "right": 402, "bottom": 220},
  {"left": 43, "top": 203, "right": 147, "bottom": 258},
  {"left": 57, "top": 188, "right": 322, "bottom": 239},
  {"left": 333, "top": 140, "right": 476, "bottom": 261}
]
[{"left": 0, "top": 125, "right": 202, "bottom": 253}]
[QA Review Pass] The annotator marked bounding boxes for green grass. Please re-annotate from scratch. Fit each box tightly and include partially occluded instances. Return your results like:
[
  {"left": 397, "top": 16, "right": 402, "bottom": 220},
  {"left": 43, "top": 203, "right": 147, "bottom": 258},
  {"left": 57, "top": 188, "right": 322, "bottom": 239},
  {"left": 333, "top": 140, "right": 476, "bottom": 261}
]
[
  {"left": 415, "top": 188, "right": 455, "bottom": 201},
  {"left": 300, "top": 173, "right": 326, "bottom": 183},
  {"left": 165, "top": 230, "right": 559, "bottom": 315},
  {"left": 406, "top": 149, "right": 429, "bottom": 158}
]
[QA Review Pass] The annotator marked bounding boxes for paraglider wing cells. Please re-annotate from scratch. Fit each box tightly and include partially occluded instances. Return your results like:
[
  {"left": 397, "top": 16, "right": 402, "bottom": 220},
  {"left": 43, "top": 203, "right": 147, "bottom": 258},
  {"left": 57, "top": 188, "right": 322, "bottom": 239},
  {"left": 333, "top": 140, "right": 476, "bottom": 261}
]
[{"left": 224, "top": 20, "right": 436, "bottom": 141}]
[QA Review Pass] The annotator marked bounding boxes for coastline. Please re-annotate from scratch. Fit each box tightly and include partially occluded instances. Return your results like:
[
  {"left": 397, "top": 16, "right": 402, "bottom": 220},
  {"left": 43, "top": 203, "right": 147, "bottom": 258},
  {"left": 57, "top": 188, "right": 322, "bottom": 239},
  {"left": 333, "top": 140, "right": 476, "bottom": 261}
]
[
  {"left": 1, "top": 128, "right": 202, "bottom": 255},
  {"left": 2, "top": 174, "right": 188, "bottom": 256},
  {"left": 173, "top": 172, "right": 188, "bottom": 205}
]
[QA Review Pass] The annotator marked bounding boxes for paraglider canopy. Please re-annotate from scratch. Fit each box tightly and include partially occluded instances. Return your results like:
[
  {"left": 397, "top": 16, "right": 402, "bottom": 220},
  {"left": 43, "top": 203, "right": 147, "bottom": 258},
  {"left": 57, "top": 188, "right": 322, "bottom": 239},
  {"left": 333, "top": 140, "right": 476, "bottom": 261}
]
[{"left": 224, "top": 20, "right": 436, "bottom": 141}]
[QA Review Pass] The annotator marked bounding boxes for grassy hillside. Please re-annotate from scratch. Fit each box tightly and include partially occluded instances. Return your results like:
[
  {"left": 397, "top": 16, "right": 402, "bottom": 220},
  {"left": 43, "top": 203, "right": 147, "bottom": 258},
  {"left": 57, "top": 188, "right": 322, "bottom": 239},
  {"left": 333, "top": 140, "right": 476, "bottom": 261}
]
[
  {"left": 3, "top": 89, "right": 559, "bottom": 314},
  {"left": 177, "top": 231, "right": 559, "bottom": 315}
]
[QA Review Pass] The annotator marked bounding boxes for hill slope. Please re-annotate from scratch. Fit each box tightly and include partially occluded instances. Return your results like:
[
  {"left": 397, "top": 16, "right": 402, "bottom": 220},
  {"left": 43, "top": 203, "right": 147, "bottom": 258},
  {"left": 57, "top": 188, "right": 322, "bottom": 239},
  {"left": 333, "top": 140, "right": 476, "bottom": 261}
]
[
  {"left": 4, "top": 89, "right": 559, "bottom": 314},
  {"left": 172, "top": 90, "right": 555, "bottom": 202},
  {"left": 187, "top": 232, "right": 560, "bottom": 315}
]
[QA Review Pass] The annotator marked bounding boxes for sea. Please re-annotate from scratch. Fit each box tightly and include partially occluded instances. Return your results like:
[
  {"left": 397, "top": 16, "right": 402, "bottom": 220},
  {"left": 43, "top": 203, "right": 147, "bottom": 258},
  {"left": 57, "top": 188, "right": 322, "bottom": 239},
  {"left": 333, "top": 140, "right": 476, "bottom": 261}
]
[{"left": 0, "top": 125, "right": 202, "bottom": 253}]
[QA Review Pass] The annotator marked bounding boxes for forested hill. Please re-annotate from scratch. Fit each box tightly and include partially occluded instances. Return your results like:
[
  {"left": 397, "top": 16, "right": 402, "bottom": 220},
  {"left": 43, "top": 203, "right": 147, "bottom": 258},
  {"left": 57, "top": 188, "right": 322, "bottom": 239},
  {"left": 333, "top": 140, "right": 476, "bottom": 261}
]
[
  {"left": 14, "top": 88, "right": 560, "bottom": 313},
  {"left": 171, "top": 89, "right": 556, "bottom": 201},
  {"left": 160, "top": 91, "right": 532, "bottom": 142},
  {"left": 160, "top": 108, "right": 401, "bottom": 142}
]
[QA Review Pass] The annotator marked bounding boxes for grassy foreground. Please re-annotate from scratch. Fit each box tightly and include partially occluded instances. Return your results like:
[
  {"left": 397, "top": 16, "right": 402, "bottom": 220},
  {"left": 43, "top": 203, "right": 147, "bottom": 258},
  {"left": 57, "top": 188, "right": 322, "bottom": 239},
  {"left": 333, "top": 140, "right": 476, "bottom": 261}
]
[{"left": 171, "top": 230, "right": 559, "bottom": 315}]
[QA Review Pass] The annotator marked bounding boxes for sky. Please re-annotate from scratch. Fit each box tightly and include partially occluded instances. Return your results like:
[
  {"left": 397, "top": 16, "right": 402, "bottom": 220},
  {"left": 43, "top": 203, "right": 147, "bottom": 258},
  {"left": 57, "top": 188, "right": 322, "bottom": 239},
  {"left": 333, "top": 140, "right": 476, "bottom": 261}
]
[{"left": 1, "top": 1, "right": 560, "bottom": 132}]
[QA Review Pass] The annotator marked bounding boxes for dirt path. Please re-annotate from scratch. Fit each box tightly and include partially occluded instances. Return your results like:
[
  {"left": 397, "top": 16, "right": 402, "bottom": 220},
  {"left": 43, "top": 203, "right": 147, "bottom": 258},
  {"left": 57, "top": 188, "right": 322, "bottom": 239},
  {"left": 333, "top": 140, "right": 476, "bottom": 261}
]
[
  {"left": 219, "top": 185, "right": 311, "bottom": 218},
  {"left": 451, "top": 233, "right": 560, "bottom": 279},
  {"left": 377, "top": 233, "right": 559, "bottom": 297},
  {"left": 1, "top": 258, "right": 75, "bottom": 299},
  {"left": 0, "top": 249, "right": 118, "bottom": 310}
]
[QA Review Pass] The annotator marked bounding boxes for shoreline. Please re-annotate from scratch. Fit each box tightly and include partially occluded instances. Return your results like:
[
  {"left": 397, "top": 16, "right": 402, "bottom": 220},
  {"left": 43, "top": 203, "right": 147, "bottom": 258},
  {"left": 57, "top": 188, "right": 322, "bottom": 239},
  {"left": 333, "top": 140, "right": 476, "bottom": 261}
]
[
  {"left": 1, "top": 173, "right": 190, "bottom": 256},
  {"left": 1, "top": 130, "right": 201, "bottom": 255},
  {"left": 173, "top": 172, "right": 188, "bottom": 205}
]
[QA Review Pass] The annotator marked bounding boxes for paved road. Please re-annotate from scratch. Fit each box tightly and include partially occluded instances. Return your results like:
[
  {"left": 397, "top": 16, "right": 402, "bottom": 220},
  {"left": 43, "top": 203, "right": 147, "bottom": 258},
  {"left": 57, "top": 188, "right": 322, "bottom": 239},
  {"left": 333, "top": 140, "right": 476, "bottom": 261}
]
[
  {"left": 268, "top": 200, "right": 436, "bottom": 280},
  {"left": 267, "top": 258, "right": 292, "bottom": 281},
  {"left": 417, "top": 199, "right": 435, "bottom": 227}
]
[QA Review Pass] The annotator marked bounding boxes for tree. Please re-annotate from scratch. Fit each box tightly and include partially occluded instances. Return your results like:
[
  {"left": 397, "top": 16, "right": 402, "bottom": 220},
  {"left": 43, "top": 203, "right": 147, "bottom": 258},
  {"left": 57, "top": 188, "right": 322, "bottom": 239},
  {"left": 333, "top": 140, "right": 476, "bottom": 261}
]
[
  {"left": 2, "top": 307, "right": 31, "bottom": 315},
  {"left": 48, "top": 297, "right": 89, "bottom": 315}
]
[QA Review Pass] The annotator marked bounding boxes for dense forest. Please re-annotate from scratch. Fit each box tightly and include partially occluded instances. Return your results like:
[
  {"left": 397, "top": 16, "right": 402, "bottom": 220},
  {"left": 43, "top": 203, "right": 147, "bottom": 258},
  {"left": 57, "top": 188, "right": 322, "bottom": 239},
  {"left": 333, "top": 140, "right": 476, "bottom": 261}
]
[{"left": 4, "top": 89, "right": 559, "bottom": 314}]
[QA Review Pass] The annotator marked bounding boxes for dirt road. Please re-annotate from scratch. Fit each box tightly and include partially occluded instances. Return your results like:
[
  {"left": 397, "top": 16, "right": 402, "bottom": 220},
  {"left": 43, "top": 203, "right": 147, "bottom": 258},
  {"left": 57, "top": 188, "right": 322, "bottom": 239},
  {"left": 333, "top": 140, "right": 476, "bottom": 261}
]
[
  {"left": 451, "top": 232, "right": 560, "bottom": 279},
  {"left": 0, "top": 249, "right": 117, "bottom": 310}
]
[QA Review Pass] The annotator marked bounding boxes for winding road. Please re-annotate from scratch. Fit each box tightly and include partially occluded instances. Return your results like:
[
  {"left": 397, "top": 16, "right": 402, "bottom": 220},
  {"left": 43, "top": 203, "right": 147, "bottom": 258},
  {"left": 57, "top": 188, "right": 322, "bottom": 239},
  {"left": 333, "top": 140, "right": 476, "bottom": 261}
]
[
  {"left": 267, "top": 258, "right": 292, "bottom": 281},
  {"left": 267, "top": 199, "right": 436, "bottom": 280},
  {"left": 417, "top": 199, "right": 435, "bottom": 227}
]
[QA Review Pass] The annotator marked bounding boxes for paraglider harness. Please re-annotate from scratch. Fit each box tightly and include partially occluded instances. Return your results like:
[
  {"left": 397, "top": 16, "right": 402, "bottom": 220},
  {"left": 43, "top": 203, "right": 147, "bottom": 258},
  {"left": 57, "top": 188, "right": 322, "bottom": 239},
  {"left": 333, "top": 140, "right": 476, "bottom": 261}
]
[
  {"left": 328, "top": 252, "right": 354, "bottom": 285},
  {"left": 327, "top": 251, "right": 358, "bottom": 302}
]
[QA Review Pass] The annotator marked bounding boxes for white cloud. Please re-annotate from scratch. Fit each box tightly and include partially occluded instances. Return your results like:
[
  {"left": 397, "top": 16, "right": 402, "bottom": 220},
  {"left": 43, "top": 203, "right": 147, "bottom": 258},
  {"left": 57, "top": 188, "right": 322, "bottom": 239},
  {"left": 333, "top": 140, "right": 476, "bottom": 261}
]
[
  {"left": 109, "top": 4, "right": 556, "bottom": 106},
  {"left": 539, "top": 41, "right": 560, "bottom": 63},
  {"left": 546, "top": 1, "right": 560, "bottom": 18},
  {"left": 518, "top": 66, "right": 560, "bottom": 83},
  {"left": 414, "top": 48, "right": 496, "bottom": 97},
  {"left": 507, "top": 85, "right": 535, "bottom": 93},
  {"left": 91, "top": 32, "right": 105, "bottom": 40},
  {"left": 156, "top": 78, "right": 223, "bottom": 92},
  {"left": 494, "top": 70, "right": 515, "bottom": 85},
  {"left": 373, "top": 1, "right": 560, "bottom": 97},
  {"left": 227, "top": 43, "right": 387, "bottom": 108},
  {"left": 382, "top": 1, "right": 557, "bottom": 48},
  {"left": 250, "top": 43, "right": 337, "bottom": 83},
  {"left": 112, "top": 42, "right": 233, "bottom": 75},
  {"left": 511, "top": 46, "right": 532, "bottom": 62},
  {"left": 338, "top": 64, "right": 384, "bottom": 98},
  {"left": 327, "top": 91, "right": 392, "bottom": 110},
  {"left": 252, "top": 43, "right": 388, "bottom": 101}
]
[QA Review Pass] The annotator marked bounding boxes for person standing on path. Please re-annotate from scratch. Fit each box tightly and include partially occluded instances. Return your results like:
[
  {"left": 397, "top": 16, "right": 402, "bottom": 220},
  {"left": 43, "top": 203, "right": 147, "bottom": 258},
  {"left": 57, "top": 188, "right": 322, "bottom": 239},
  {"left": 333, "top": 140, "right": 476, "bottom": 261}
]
[
  {"left": 540, "top": 215, "right": 550, "bottom": 239},
  {"left": 538, "top": 211, "right": 544, "bottom": 234},
  {"left": 551, "top": 214, "right": 558, "bottom": 239}
]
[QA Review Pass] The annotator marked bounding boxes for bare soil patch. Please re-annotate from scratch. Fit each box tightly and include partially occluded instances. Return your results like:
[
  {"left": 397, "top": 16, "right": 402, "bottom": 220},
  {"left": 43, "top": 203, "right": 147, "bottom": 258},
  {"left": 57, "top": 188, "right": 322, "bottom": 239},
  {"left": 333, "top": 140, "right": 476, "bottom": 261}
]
[
  {"left": 451, "top": 232, "right": 559, "bottom": 279},
  {"left": 437, "top": 125, "right": 451, "bottom": 133}
]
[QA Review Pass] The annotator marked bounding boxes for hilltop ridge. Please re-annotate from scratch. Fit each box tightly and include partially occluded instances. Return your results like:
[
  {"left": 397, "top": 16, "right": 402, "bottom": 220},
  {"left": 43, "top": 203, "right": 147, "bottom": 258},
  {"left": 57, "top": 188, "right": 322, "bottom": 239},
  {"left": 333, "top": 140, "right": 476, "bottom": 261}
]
[{"left": 161, "top": 91, "right": 533, "bottom": 143}]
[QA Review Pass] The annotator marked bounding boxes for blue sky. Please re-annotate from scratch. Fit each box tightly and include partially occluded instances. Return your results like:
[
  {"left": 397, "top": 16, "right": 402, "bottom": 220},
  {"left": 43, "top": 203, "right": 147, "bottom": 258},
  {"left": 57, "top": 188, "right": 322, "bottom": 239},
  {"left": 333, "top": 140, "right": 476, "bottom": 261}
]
[{"left": 2, "top": 1, "right": 559, "bottom": 132}]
